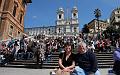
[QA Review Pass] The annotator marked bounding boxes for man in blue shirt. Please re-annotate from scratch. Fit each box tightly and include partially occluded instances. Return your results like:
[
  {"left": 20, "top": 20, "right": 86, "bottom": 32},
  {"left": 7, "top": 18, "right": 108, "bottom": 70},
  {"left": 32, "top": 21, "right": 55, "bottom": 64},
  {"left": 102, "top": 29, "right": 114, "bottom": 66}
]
[{"left": 72, "top": 42, "right": 100, "bottom": 75}]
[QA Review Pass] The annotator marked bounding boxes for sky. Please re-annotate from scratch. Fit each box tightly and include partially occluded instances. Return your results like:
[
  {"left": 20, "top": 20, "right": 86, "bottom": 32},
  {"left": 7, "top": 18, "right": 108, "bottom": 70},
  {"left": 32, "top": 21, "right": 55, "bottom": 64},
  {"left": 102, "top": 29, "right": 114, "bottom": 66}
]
[{"left": 24, "top": 0, "right": 120, "bottom": 30}]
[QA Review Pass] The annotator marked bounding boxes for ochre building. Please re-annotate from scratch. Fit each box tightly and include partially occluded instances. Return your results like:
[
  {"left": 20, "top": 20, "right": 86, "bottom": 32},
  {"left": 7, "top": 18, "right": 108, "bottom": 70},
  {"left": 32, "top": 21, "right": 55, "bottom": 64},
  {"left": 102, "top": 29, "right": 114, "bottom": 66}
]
[{"left": 0, "top": 0, "right": 32, "bottom": 40}]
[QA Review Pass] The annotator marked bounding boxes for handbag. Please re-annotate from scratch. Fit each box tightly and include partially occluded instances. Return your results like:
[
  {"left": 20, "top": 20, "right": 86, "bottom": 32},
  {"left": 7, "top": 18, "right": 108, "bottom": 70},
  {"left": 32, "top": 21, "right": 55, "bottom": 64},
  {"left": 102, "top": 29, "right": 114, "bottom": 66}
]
[{"left": 56, "top": 68, "right": 70, "bottom": 75}]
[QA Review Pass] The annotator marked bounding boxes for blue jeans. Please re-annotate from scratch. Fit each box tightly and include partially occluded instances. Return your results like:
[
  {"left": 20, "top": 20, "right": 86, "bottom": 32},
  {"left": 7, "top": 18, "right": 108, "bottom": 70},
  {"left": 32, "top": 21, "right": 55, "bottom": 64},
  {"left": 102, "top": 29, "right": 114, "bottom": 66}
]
[
  {"left": 72, "top": 66, "right": 100, "bottom": 75},
  {"left": 26, "top": 52, "right": 33, "bottom": 60},
  {"left": 17, "top": 52, "right": 25, "bottom": 60}
]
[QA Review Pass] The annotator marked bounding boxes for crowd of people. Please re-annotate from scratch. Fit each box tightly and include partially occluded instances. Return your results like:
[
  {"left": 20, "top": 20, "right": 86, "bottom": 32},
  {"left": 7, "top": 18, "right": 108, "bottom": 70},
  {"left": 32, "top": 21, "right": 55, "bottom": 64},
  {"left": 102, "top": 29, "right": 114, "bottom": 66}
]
[
  {"left": 0, "top": 35, "right": 45, "bottom": 65},
  {"left": 0, "top": 34, "right": 120, "bottom": 75}
]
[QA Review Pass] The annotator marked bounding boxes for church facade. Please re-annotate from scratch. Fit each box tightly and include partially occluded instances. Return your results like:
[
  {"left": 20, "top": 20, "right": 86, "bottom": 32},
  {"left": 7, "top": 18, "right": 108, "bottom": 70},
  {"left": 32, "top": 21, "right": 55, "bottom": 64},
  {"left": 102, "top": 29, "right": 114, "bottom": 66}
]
[{"left": 56, "top": 7, "right": 79, "bottom": 36}]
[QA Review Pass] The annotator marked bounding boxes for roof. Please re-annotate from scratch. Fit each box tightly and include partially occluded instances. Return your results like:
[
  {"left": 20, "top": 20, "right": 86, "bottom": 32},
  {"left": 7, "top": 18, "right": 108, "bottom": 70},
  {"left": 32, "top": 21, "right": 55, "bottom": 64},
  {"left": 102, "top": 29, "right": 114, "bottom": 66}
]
[
  {"left": 24, "top": 26, "right": 56, "bottom": 29},
  {"left": 88, "top": 19, "right": 107, "bottom": 25}
]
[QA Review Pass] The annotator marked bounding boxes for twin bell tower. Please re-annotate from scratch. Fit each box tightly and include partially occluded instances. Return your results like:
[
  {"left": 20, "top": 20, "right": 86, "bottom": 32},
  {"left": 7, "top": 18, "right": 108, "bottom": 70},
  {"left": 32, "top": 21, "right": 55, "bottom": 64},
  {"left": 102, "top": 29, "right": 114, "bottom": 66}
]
[{"left": 56, "top": 6, "right": 79, "bottom": 36}]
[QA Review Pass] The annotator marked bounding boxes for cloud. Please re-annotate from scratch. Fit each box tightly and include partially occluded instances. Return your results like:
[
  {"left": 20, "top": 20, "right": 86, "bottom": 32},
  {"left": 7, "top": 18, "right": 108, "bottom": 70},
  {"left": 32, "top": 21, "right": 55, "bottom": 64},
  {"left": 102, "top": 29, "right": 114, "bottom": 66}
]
[{"left": 32, "top": 16, "right": 37, "bottom": 19}]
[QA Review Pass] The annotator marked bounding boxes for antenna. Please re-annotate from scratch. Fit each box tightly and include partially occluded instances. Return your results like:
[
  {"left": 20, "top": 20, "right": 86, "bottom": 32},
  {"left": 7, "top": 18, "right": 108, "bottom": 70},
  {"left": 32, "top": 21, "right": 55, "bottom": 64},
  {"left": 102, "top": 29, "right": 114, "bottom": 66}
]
[
  {"left": 75, "top": 0, "right": 78, "bottom": 7},
  {"left": 66, "top": 0, "right": 69, "bottom": 22}
]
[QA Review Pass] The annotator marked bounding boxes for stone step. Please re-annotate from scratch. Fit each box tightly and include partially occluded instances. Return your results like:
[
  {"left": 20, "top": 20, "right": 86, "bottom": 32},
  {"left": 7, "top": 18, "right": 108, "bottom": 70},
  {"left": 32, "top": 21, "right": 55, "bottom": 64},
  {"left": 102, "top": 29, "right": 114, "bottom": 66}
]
[
  {"left": 9, "top": 62, "right": 42, "bottom": 65},
  {"left": 42, "top": 65, "right": 113, "bottom": 69},
  {"left": 10, "top": 60, "right": 36, "bottom": 63},
  {"left": 97, "top": 58, "right": 113, "bottom": 60},
  {"left": 43, "top": 61, "right": 58, "bottom": 63},
  {"left": 3, "top": 64, "right": 42, "bottom": 69},
  {"left": 96, "top": 52, "right": 113, "bottom": 54},
  {"left": 52, "top": 52, "right": 60, "bottom": 55},
  {"left": 51, "top": 58, "right": 113, "bottom": 60},
  {"left": 42, "top": 65, "right": 59, "bottom": 69},
  {"left": 96, "top": 55, "right": 113, "bottom": 58},
  {"left": 3, "top": 64, "right": 26, "bottom": 68},
  {"left": 98, "top": 60, "right": 113, "bottom": 62},
  {"left": 49, "top": 59, "right": 59, "bottom": 61},
  {"left": 4, "top": 64, "right": 113, "bottom": 69},
  {"left": 9, "top": 61, "right": 113, "bottom": 67},
  {"left": 96, "top": 54, "right": 113, "bottom": 56},
  {"left": 51, "top": 56, "right": 113, "bottom": 59},
  {"left": 52, "top": 54, "right": 59, "bottom": 57},
  {"left": 44, "top": 60, "right": 114, "bottom": 63},
  {"left": 98, "top": 62, "right": 114, "bottom": 65},
  {"left": 9, "top": 60, "right": 43, "bottom": 65},
  {"left": 43, "top": 63, "right": 58, "bottom": 66},
  {"left": 51, "top": 57, "right": 59, "bottom": 59},
  {"left": 98, "top": 65, "right": 113, "bottom": 68}
]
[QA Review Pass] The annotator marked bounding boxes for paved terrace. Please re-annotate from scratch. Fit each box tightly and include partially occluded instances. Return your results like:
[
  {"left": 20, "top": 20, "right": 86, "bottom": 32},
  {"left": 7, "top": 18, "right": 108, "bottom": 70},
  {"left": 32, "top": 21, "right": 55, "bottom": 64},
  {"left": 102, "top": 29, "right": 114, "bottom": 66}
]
[{"left": 0, "top": 67, "right": 110, "bottom": 75}]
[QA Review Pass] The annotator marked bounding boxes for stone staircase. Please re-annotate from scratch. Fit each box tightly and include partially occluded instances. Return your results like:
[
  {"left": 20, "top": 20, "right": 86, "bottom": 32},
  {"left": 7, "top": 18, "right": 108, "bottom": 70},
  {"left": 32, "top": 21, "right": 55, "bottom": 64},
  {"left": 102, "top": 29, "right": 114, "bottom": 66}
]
[
  {"left": 2, "top": 51, "right": 114, "bottom": 69},
  {"left": 42, "top": 52, "right": 114, "bottom": 69},
  {"left": 96, "top": 52, "right": 114, "bottom": 68}
]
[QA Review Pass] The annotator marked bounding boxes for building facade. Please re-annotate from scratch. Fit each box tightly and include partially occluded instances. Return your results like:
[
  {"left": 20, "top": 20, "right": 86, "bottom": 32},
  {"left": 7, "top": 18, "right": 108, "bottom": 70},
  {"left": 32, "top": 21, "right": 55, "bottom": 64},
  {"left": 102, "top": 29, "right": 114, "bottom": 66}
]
[
  {"left": 110, "top": 7, "right": 120, "bottom": 29},
  {"left": 0, "top": 0, "right": 32, "bottom": 40},
  {"left": 56, "top": 7, "right": 79, "bottom": 36},
  {"left": 87, "top": 19, "right": 109, "bottom": 34},
  {"left": 24, "top": 26, "right": 56, "bottom": 36}
]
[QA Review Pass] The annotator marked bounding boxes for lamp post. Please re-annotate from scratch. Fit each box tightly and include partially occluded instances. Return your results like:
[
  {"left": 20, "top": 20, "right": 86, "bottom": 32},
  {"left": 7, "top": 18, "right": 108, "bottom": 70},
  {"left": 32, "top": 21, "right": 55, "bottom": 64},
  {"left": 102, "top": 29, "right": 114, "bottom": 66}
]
[{"left": 94, "top": 8, "right": 101, "bottom": 39}]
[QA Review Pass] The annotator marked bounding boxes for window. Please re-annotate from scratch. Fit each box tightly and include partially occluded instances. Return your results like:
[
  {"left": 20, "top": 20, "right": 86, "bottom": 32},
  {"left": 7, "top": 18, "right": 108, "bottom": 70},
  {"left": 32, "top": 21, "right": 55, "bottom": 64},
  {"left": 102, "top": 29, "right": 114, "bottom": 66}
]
[
  {"left": 9, "top": 25, "right": 13, "bottom": 36},
  {"left": 13, "top": 2, "right": 18, "bottom": 17},
  {"left": 18, "top": 31, "right": 20, "bottom": 35},
  {"left": 17, "top": 11, "right": 24, "bottom": 24},
  {"left": 118, "top": 11, "right": 119, "bottom": 13},
  {"left": 20, "top": 12, "right": 23, "bottom": 23},
  {"left": 48, "top": 29, "right": 50, "bottom": 34},
  {"left": 74, "top": 27, "right": 77, "bottom": 32},
  {"left": 13, "top": 6, "right": 16, "bottom": 17},
  {"left": 118, "top": 16, "right": 120, "bottom": 18},
  {"left": 63, "top": 27, "right": 66, "bottom": 33},
  {"left": 18, "top": 31, "right": 20, "bottom": 37},
  {"left": 73, "top": 13, "right": 76, "bottom": 17},
  {"left": 59, "top": 14, "right": 61, "bottom": 19},
  {"left": 59, "top": 28, "right": 60, "bottom": 33},
  {"left": 0, "top": 0, "right": 2, "bottom": 7}
]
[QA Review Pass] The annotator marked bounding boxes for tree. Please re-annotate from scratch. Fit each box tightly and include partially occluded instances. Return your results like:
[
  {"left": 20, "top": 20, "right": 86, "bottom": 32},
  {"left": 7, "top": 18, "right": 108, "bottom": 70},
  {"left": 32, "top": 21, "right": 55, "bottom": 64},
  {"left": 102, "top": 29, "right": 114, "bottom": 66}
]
[
  {"left": 116, "top": 27, "right": 120, "bottom": 33},
  {"left": 106, "top": 25, "right": 116, "bottom": 33},
  {"left": 82, "top": 24, "right": 90, "bottom": 33},
  {"left": 103, "top": 25, "right": 119, "bottom": 39}
]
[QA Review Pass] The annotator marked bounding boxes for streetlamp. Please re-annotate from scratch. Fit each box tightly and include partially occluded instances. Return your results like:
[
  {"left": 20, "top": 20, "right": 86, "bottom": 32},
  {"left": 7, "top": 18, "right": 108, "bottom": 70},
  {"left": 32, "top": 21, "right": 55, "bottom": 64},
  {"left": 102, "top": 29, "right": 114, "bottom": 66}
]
[{"left": 94, "top": 8, "right": 101, "bottom": 39}]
